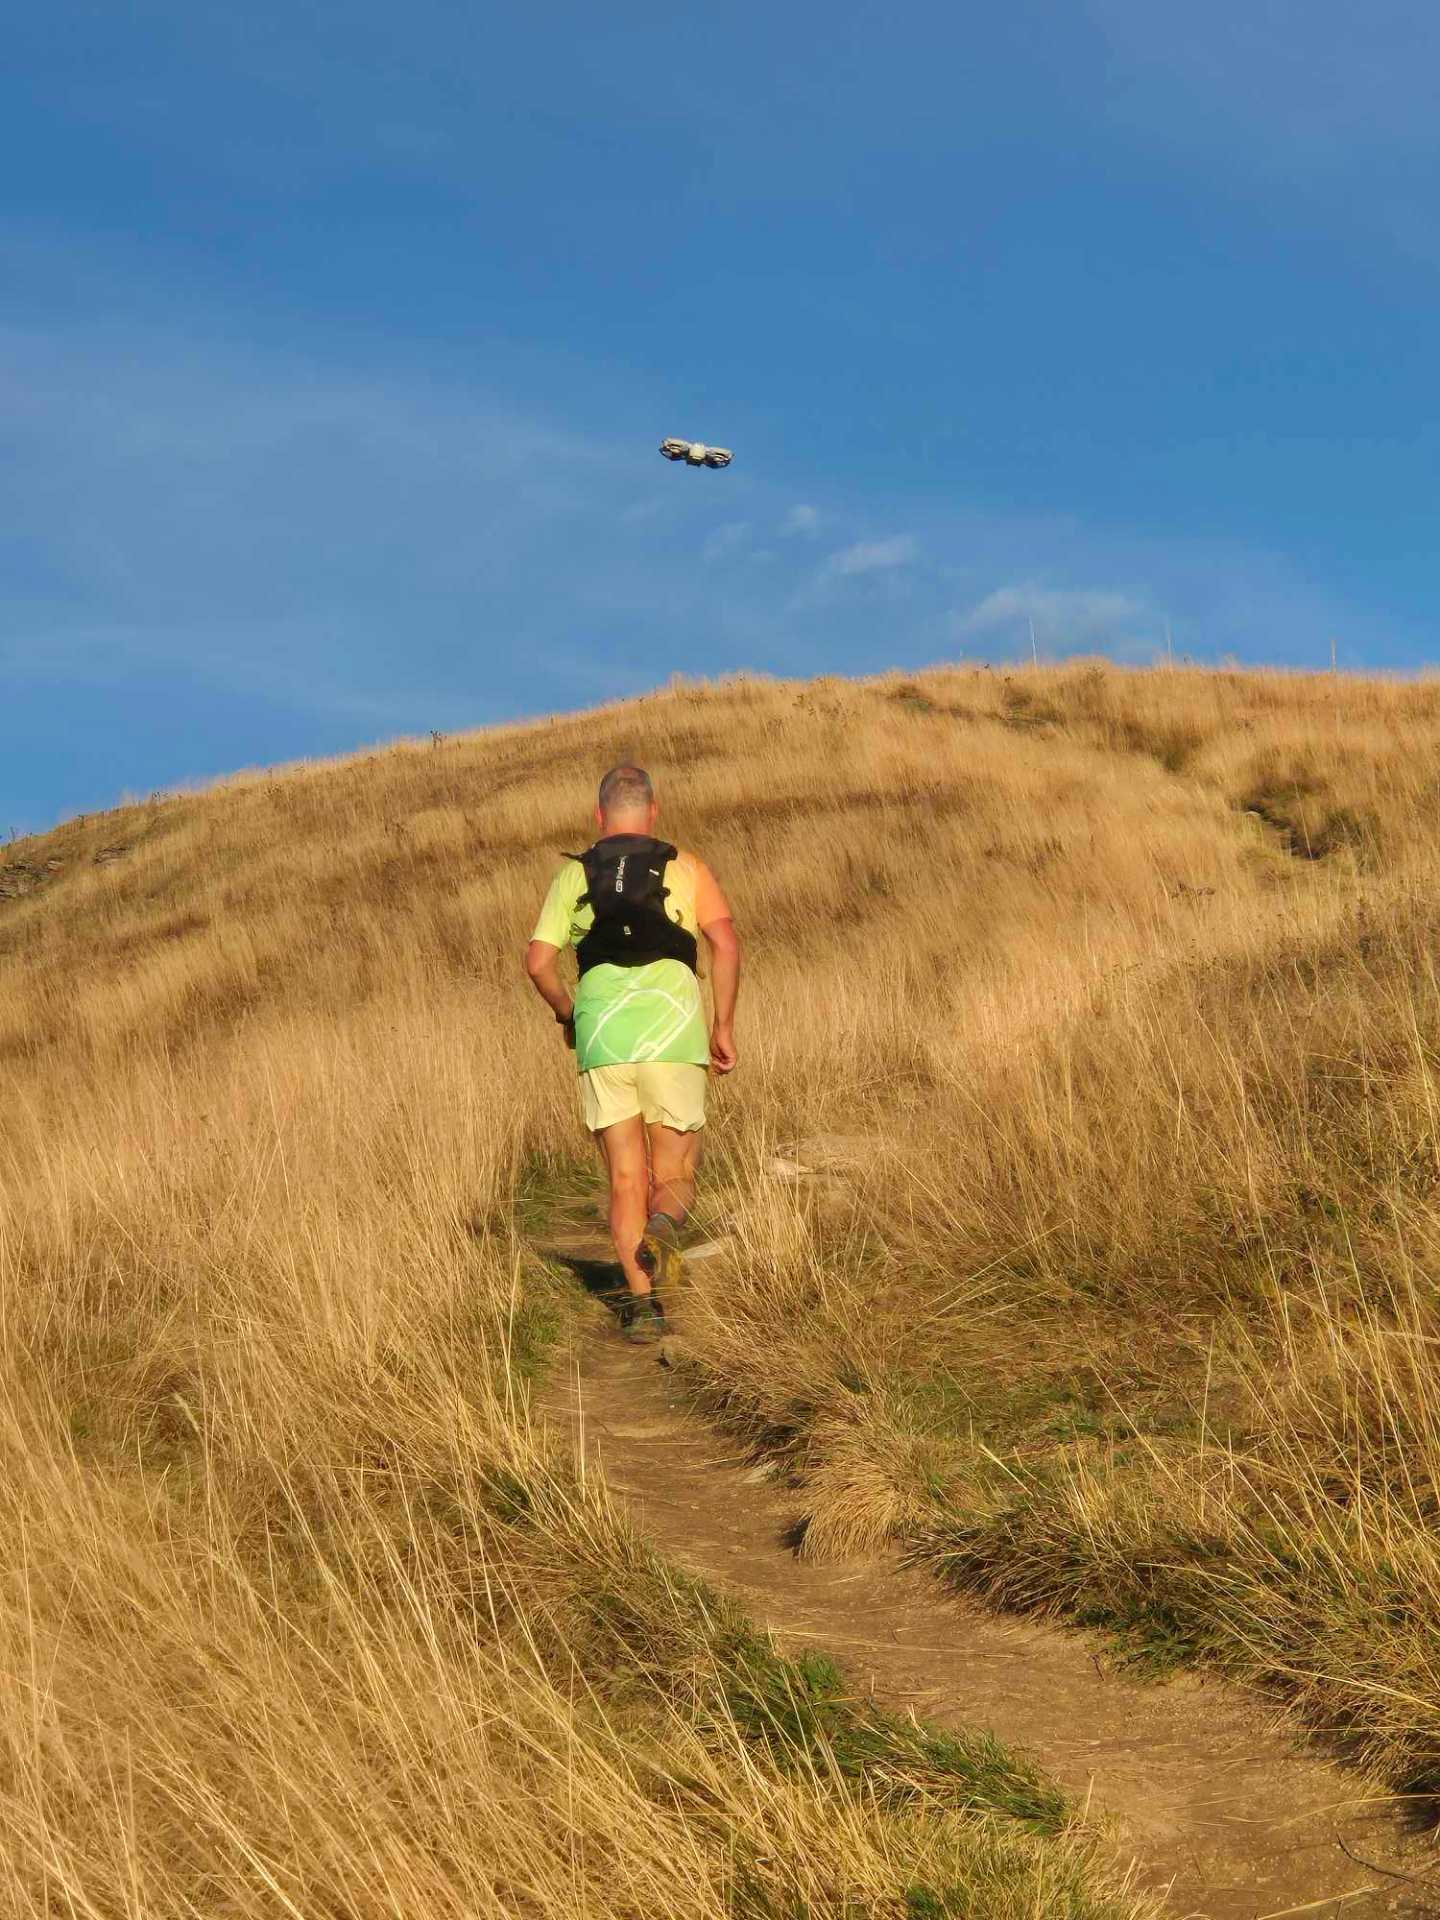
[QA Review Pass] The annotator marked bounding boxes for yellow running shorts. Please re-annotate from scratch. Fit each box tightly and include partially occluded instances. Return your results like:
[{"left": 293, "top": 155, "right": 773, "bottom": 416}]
[{"left": 579, "top": 1061, "right": 708, "bottom": 1134}]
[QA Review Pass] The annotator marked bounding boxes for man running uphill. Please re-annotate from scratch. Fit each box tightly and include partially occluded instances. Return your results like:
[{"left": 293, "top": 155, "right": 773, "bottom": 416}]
[{"left": 525, "top": 765, "right": 741, "bottom": 1341}]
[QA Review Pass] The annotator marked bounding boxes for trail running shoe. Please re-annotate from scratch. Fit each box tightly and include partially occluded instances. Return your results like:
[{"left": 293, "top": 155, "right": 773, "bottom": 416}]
[
  {"left": 620, "top": 1292, "right": 666, "bottom": 1344},
  {"left": 639, "top": 1212, "right": 684, "bottom": 1297}
]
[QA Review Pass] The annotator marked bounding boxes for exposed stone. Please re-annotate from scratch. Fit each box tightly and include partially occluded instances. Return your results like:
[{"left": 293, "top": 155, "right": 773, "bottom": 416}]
[{"left": 767, "top": 1155, "right": 814, "bottom": 1180}]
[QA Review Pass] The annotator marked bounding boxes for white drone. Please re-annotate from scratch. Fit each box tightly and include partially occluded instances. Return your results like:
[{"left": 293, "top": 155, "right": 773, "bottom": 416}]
[{"left": 660, "top": 437, "right": 733, "bottom": 469}]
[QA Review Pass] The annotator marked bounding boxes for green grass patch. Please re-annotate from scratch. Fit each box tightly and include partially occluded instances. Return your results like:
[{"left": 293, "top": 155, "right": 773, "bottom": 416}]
[{"left": 719, "top": 1641, "right": 1070, "bottom": 1833}]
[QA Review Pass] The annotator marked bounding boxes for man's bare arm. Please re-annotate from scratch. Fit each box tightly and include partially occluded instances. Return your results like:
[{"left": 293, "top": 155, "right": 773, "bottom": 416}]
[
  {"left": 524, "top": 940, "right": 575, "bottom": 1042},
  {"left": 701, "top": 917, "right": 741, "bottom": 1073}
]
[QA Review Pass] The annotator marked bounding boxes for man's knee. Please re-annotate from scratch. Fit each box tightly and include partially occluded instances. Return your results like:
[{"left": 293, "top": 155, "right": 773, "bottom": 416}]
[
  {"left": 609, "top": 1160, "right": 649, "bottom": 1200},
  {"left": 651, "top": 1128, "right": 697, "bottom": 1173},
  {"left": 649, "top": 1142, "right": 696, "bottom": 1217}
]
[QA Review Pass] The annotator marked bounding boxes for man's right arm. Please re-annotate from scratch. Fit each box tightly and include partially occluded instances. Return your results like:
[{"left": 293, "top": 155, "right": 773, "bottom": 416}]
[{"left": 702, "top": 916, "right": 741, "bottom": 1072}]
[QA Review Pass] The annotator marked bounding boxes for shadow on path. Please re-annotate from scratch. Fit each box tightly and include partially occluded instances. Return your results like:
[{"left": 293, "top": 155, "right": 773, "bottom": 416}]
[{"left": 542, "top": 1247, "right": 631, "bottom": 1325}]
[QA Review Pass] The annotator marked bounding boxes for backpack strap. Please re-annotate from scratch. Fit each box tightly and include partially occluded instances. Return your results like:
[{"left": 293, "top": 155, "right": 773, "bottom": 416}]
[{"left": 565, "top": 836, "right": 679, "bottom": 909}]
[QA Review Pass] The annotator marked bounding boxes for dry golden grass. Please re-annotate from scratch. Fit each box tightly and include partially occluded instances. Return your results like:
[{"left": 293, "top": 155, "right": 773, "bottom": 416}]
[
  {"left": 0, "top": 680, "right": 1169, "bottom": 1919},
  {"left": 5, "top": 656, "right": 1440, "bottom": 1909}
]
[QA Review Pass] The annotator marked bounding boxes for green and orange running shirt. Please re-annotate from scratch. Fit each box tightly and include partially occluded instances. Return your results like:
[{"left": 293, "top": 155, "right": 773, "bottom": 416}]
[{"left": 531, "top": 848, "right": 730, "bottom": 1073}]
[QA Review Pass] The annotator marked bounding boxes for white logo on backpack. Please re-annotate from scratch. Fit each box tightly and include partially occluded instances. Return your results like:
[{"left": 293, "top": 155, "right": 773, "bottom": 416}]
[{"left": 614, "top": 856, "right": 626, "bottom": 893}]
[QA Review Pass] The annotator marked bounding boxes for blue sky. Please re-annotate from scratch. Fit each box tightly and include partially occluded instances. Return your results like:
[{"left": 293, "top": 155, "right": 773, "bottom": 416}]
[{"left": 5, "top": 0, "right": 1439, "bottom": 830}]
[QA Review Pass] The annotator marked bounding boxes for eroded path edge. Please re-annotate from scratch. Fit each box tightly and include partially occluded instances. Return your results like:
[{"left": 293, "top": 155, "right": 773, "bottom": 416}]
[{"left": 535, "top": 1226, "right": 1430, "bottom": 1920}]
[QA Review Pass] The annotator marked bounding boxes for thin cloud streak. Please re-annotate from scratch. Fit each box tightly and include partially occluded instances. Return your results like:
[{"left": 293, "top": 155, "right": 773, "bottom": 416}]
[
  {"left": 781, "top": 503, "right": 822, "bottom": 536},
  {"left": 702, "top": 522, "right": 752, "bottom": 563},
  {"left": 824, "top": 533, "right": 919, "bottom": 578},
  {"left": 959, "top": 584, "right": 1150, "bottom": 644}
]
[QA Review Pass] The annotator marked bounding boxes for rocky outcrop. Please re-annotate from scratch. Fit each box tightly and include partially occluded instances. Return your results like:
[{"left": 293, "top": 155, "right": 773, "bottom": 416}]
[
  {"left": 0, "top": 865, "right": 42, "bottom": 899},
  {"left": 0, "top": 844, "right": 130, "bottom": 903}
]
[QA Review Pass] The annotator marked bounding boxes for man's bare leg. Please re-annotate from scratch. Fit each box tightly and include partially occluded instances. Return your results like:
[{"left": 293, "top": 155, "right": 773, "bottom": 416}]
[
  {"left": 647, "top": 1123, "right": 700, "bottom": 1230},
  {"left": 597, "top": 1115, "right": 653, "bottom": 1295}
]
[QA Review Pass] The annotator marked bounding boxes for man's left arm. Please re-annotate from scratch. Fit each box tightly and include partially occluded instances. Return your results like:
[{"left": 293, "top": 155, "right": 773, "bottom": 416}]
[{"left": 525, "top": 865, "right": 579, "bottom": 1045}]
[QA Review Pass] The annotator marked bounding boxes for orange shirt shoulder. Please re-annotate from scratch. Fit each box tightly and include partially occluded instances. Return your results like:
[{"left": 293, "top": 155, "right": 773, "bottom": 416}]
[{"left": 674, "top": 848, "right": 732, "bottom": 931}]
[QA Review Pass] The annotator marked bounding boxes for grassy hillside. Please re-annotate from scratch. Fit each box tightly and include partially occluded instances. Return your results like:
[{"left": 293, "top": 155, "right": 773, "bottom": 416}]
[{"left": 3, "top": 657, "right": 1440, "bottom": 1908}]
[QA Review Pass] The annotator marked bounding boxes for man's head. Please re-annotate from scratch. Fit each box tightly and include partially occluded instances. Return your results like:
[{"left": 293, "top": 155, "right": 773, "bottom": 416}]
[{"left": 596, "top": 763, "right": 658, "bottom": 834}]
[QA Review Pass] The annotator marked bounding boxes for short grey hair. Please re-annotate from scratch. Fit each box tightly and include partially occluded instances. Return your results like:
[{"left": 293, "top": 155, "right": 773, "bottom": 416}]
[{"left": 597, "top": 763, "right": 654, "bottom": 816}]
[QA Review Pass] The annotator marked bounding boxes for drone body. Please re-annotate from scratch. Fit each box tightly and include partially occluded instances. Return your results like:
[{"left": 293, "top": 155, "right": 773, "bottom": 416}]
[{"left": 660, "top": 437, "right": 733, "bottom": 469}]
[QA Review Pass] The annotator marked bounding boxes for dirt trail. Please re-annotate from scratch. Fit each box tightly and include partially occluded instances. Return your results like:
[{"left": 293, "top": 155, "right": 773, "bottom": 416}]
[{"left": 537, "top": 1222, "right": 1437, "bottom": 1920}]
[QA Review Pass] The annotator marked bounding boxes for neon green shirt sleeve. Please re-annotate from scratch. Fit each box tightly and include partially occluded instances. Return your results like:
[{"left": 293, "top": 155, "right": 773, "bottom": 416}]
[{"left": 530, "top": 861, "right": 586, "bottom": 948}]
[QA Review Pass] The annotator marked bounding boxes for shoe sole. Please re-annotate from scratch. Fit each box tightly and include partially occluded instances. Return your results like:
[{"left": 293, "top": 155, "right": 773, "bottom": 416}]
[{"left": 640, "top": 1235, "right": 683, "bottom": 1298}]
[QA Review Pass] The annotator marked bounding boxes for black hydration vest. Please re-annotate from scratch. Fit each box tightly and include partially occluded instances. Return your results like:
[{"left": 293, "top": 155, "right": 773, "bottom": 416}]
[{"left": 568, "top": 834, "right": 699, "bottom": 978}]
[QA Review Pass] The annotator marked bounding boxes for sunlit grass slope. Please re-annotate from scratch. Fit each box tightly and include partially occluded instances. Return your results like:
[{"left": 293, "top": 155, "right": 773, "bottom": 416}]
[
  {"left": 0, "top": 673, "right": 1166, "bottom": 1920},
  {"left": 4, "top": 656, "right": 1440, "bottom": 1910}
]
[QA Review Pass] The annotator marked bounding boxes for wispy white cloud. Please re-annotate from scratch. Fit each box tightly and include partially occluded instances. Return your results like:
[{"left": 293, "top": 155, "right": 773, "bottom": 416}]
[
  {"left": 958, "top": 583, "right": 1149, "bottom": 644},
  {"left": 620, "top": 496, "right": 667, "bottom": 525},
  {"left": 702, "top": 521, "right": 751, "bottom": 563},
  {"left": 780, "top": 503, "right": 821, "bottom": 536},
  {"left": 825, "top": 533, "right": 918, "bottom": 578}
]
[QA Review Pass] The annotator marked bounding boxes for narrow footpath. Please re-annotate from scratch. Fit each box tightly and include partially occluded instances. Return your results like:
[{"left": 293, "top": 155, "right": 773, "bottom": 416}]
[{"left": 536, "top": 1220, "right": 1437, "bottom": 1920}]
